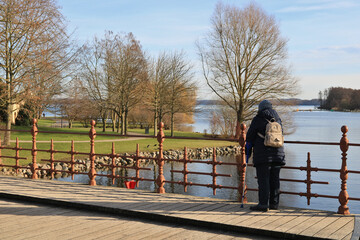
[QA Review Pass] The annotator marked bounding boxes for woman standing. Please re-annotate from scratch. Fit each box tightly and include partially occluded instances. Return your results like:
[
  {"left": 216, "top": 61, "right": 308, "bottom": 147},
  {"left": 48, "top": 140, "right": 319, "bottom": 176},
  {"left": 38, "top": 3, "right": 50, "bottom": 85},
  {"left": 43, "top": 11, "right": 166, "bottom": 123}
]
[{"left": 246, "top": 100, "right": 285, "bottom": 211}]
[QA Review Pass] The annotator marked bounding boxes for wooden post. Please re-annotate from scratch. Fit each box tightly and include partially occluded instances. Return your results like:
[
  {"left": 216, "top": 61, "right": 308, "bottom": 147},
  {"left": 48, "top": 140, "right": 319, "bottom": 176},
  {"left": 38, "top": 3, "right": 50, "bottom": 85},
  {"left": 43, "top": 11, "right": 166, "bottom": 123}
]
[
  {"left": 88, "top": 120, "right": 97, "bottom": 186},
  {"left": 31, "top": 119, "right": 38, "bottom": 179},
  {"left": 135, "top": 144, "right": 140, "bottom": 187},
  {"left": 15, "top": 138, "right": 19, "bottom": 174},
  {"left": 183, "top": 147, "right": 188, "bottom": 192},
  {"left": 0, "top": 137, "right": 2, "bottom": 165},
  {"left": 156, "top": 122, "right": 165, "bottom": 193},
  {"left": 338, "top": 125, "right": 350, "bottom": 215},
  {"left": 70, "top": 140, "right": 75, "bottom": 180},
  {"left": 212, "top": 147, "right": 217, "bottom": 195},
  {"left": 111, "top": 142, "right": 116, "bottom": 185},
  {"left": 306, "top": 152, "right": 311, "bottom": 205},
  {"left": 238, "top": 123, "right": 247, "bottom": 203},
  {"left": 50, "top": 139, "right": 54, "bottom": 179}
]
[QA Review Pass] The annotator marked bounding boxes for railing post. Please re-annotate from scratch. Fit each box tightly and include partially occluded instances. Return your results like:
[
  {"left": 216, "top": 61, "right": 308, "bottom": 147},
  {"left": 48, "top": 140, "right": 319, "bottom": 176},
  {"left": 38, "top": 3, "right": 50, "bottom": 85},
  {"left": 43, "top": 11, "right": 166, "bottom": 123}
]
[
  {"left": 338, "top": 125, "right": 350, "bottom": 214},
  {"left": 212, "top": 147, "right": 217, "bottom": 195},
  {"left": 111, "top": 142, "right": 116, "bottom": 185},
  {"left": 238, "top": 123, "right": 247, "bottom": 203},
  {"left": 88, "top": 120, "right": 97, "bottom": 186},
  {"left": 0, "top": 137, "right": 2, "bottom": 164},
  {"left": 135, "top": 144, "right": 140, "bottom": 187},
  {"left": 15, "top": 138, "right": 20, "bottom": 174},
  {"left": 156, "top": 122, "right": 165, "bottom": 193},
  {"left": 31, "top": 119, "right": 38, "bottom": 179},
  {"left": 70, "top": 140, "right": 75, "bottom": 180},
  {"left": 183, "top": 147, "right": 188, "bottom": 192},
  {"left": 50, "top": 139, "right": 55, "bottom": 179},
  {"left": 306, "top": 152, "right": 311, "bottom": 205}
]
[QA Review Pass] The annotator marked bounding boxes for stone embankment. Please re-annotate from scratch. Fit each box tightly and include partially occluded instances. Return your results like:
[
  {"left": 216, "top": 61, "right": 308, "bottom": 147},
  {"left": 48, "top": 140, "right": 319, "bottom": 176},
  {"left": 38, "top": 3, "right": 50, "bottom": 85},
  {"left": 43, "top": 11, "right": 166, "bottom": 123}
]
[{"left": 1, "top": 145, "right": 241, "bottom": 179}]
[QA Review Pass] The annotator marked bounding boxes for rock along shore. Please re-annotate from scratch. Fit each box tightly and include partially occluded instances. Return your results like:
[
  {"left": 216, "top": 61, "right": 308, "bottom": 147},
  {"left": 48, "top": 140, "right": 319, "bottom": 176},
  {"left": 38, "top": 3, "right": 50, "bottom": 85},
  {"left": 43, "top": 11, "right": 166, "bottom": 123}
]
[{"left": 1, "top": 145, "right": 241, "bottom": 179}]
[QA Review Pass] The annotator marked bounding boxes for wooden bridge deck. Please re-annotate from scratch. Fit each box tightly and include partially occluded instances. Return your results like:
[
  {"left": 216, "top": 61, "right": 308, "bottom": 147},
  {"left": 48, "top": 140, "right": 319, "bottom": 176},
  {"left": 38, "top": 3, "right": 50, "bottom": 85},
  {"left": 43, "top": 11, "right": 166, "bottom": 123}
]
[{"left": 0, "top": 175, "right": 358, "bottom": 240}]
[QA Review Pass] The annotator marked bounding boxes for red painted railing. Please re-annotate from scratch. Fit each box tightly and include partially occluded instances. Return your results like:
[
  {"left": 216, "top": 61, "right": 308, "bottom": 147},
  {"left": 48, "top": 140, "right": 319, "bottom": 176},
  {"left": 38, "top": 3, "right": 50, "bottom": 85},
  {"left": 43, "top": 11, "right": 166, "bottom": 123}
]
[{"left": 0, "top": 119, "right": 359, "bottom": 215}]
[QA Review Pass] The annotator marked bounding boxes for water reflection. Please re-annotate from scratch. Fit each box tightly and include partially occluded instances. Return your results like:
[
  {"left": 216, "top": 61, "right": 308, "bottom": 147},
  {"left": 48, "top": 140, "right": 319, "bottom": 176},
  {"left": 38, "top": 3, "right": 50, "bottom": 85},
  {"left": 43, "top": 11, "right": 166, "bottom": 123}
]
[{"left": 57, "top": 146, "right": 360, "bottom": 214}]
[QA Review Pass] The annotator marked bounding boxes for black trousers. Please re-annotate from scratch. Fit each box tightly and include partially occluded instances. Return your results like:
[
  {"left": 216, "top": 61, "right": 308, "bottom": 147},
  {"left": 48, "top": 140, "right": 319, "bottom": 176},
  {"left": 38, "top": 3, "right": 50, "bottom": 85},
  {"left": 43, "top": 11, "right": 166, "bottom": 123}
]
[{"left": 255, "top": 164, "right": 281, "bottom": 207}]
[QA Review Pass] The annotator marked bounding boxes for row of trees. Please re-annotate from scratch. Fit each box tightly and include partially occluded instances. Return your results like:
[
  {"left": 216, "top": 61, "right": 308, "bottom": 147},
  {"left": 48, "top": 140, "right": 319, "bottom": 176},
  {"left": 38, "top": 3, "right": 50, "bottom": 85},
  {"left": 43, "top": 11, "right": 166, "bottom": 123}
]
[
  {"left": 1, "top": 0, "right": 300, "bottom": 144},
  {"left": 0, "top": 0, "right": 197, "bottom": 146},
  {"left": 0, "top": 0, "right": 77, "bottom": 145},
  {"left": 319, "top": 87, "right": 360, "bottom": 110},
  {"left": 77, "top": 32, "right": 196, "bottom": 136}
]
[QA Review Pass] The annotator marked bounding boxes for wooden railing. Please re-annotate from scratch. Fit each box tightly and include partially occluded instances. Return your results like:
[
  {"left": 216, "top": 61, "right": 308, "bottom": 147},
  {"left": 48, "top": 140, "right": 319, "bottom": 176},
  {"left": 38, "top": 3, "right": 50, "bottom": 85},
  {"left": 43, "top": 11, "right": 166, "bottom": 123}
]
[{"left": 0, "top": 119, "right": 359, "bottom": 215}]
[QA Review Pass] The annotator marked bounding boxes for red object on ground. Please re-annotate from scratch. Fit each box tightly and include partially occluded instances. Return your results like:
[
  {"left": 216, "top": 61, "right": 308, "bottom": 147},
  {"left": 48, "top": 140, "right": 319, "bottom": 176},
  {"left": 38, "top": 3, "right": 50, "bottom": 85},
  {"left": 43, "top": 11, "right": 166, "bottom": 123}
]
[{"left": 125, "top": 181, "right": 136, "bottom": 189}]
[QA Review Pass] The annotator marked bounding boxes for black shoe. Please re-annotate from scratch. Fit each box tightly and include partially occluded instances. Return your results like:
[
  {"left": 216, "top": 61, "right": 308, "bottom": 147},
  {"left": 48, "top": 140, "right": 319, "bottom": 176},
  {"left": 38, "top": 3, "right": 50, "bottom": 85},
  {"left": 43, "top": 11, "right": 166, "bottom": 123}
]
[
  {"left": 250, "top": 205, "right": 268, "bottom": 212},
  {"left": 269, "top": 205, "right": 278, "bottom": 210}
]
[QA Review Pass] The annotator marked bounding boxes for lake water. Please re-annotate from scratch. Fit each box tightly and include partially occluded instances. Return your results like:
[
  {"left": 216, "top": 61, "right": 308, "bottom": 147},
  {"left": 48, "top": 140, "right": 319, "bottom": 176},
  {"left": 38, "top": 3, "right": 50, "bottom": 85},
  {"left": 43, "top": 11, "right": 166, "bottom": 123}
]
[{"left": 58, "top": 105, "right": 360, "bottom": 214}]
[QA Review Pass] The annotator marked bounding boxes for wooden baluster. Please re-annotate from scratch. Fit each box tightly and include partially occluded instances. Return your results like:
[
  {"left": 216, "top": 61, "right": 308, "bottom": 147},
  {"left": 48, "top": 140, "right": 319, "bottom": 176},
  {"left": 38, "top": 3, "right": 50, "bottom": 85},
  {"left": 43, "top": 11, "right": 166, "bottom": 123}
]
[
  {"left": 135, "top": 144, "right": 140, "bottom": 187},
  {"left": 15, "top": 138, "right": 19, "bottom": 174},
  {"left": 111, "top": 142, "right": 116, "bottom": 185},
  {"left": 0, "top": 137, "right": 2, "bottom": 165},
  {"left": 50, "top": 139, "right": 54, "bottom": 179},
  {"left": 238, "top": 123, "right": 247, "bottom": 203},
  {"left": 212, "top": 147, "right": 217, "bottom": 195},
  {"left": 156, "top": 122, "right": 165, "bottom": 193},
  {"left": 338, "top": 126, "right": 350, "bottom": 214},
  {"left": 88, "top": 120, "right": 96, "bottom": 186},
  {"left": 306, "top": 152, "right": 311, "bottom": 205},
  {"left": 71, "top": 140, "right": 75, "bottom": 180},
  {"left": 31, "top": 119, "right": 38, "bottom": 179},
  {"left": 183, "top": 147, "right": 188, "bottom": 192}
]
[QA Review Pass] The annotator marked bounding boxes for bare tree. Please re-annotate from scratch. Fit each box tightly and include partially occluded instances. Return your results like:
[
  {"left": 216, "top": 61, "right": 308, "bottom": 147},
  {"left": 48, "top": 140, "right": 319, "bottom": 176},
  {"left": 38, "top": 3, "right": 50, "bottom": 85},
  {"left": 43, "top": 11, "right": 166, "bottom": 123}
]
[
  {"left": 197, "top": 2, "right": 298, "bottom": 130},
  {"left": 79, "top": 36, "right": 109, "bottom": 132},
  {"left": 106, "top": 32, "right": 147, "bottom": 135},
  {"left": 146, "top": 52, "right": 171, "bottom": 136},
  {"left": 167, "top": 51, "right": 196, "bottom": 136},
  {"left": 0, "top": 0, "right": 76, "bottom": 145}
]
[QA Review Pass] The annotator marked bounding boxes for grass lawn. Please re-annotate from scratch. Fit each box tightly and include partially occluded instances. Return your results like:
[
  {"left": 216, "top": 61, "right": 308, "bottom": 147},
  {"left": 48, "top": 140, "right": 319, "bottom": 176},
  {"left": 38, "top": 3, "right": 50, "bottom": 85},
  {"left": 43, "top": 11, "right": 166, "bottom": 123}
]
[{"left": 0, "top": 118, "right": 237, "bottom": 166}]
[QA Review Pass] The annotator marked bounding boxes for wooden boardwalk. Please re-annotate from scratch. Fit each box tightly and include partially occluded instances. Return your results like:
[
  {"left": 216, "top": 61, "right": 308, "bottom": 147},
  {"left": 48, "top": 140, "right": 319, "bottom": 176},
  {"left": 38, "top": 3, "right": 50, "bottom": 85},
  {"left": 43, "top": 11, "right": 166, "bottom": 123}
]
[{"left": 0, "top": 175, "right": 358, "bottom": 240}]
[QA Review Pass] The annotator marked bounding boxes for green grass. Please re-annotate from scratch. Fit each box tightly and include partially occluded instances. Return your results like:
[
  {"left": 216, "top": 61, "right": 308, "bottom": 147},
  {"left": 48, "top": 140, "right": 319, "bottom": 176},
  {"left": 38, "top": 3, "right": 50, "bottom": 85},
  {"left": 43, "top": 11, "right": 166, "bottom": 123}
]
[{"left": 0, "top": 119, "right": 236, "bottom": 166}]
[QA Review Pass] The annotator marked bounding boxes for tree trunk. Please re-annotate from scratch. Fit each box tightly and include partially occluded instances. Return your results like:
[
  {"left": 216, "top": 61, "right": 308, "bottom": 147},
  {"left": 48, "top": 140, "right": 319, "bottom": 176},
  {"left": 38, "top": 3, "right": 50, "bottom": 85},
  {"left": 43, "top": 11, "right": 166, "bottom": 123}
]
[
  {"left": 4, "top": 104, "right": 12, "bottom": 146},
  {"left": 153, "top": 112, "right": 158, "bottom": 136},
  {"left": 120, "top": 111, "right": 125, "bottom": 135},
  {"left": 69, "top": 119, "right": 72, "bottom": 128},
  {"left": 124, "top": 109, "right": 128, "bottom": 135},
  {"left": 170, "top": 112, "right": 174, "bottom": 137},
  {"left": 101, "top": 112, "right": 106, "bottom": 132},
  {"left": 111, "top": 111, "right": 116, "bottom": 132}
]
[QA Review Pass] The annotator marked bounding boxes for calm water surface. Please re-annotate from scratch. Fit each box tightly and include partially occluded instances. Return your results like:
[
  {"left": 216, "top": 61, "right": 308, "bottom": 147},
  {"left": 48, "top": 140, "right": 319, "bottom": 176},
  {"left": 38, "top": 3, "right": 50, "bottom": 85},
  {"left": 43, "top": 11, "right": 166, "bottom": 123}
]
[{"left": 58, "top": 106, "right": 360, "bottom": 213}]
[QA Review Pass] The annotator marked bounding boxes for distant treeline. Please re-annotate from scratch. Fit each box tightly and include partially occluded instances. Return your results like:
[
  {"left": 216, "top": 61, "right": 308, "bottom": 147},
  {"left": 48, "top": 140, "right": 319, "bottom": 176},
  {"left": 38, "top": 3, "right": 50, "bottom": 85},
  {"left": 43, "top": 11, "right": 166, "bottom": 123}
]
[
  {"left": 197, "top": 98, "right": 320, "bottom": 106},
  {"left": 319, "top": 87, "right": 360, "bottom": 111}
]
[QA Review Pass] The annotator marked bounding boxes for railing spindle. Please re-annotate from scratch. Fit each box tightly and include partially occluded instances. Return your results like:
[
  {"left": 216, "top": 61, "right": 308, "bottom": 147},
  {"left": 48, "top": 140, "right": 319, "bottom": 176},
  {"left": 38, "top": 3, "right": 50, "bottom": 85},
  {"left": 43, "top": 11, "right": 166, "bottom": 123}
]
[
  {"left": 212, "top": 147, "right": 217, "bottom": 195},
  {"left": 15, "top": 138, "right": 19, "bottom": 174},
  {"left": 50, "top": 139, "right": 54, "bottom": 179},
  {"left": 156, "top": 122, "right": 165, "bottom": 193},
  {"left": 338, "top": 125, "right": 350, "bottom": 215},
  {"left": 31, "top": 119, "right": 38, "bottom": 179},
  {"left": 238, "top": 123, "right": 247, "bottom": 203},
  {"left": 306, "top": 152, "right": 311, "bottom": 205},
  {"left": 70, "top": 140, "right": 75, "bottom": 180},
  {"left": 135, "top": 144, "right": 140, "bottom": 187},
  {"left": 88, "top": 120, "right": 96, "bottom": 186},
  {"left": 184, "top": 147, "right": 188, "bottom": 192}
]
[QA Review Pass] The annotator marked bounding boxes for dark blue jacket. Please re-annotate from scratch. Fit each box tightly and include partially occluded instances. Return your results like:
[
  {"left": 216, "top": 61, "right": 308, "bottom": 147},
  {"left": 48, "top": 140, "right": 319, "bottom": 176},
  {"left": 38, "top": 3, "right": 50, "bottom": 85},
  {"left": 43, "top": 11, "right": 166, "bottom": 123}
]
[{"left": 246, "top": 108, "right": 285, "bottom": 167}]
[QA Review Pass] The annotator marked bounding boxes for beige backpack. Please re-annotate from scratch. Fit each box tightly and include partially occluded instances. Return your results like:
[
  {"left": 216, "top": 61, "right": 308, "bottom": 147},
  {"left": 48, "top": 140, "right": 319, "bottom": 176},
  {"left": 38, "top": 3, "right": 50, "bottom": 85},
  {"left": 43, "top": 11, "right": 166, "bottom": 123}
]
[{"left": 257, "top": 118, "right": 284, "bottom": 147}]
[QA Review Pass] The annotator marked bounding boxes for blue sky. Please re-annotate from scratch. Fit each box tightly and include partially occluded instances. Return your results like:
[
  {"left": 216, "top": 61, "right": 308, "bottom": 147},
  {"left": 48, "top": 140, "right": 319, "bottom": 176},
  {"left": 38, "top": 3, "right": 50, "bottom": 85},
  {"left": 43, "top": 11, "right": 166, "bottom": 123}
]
[{"left": 58, "top": 0, "right": 360, "bottom": 100}]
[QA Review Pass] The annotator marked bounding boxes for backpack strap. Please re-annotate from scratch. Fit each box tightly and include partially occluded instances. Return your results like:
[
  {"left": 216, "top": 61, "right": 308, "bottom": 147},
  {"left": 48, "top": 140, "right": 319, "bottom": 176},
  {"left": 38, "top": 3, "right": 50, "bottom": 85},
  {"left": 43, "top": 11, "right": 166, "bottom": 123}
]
[{"left": 257, "top": 118, "right": 275, "bottom": 139}]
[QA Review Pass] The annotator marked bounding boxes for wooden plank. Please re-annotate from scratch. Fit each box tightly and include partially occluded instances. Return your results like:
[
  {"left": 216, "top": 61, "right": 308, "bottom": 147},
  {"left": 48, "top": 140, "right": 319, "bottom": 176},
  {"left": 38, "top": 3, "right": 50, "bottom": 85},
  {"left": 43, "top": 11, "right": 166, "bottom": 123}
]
[
  {"left": 295, "top": 216, "right": 339, "bottom": 237},
  {"left": 329, "top": 219, "right": 355, "bottom": 240},
  {"left": 314, "top": 216, "right": 354, "bottom": 239}
]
